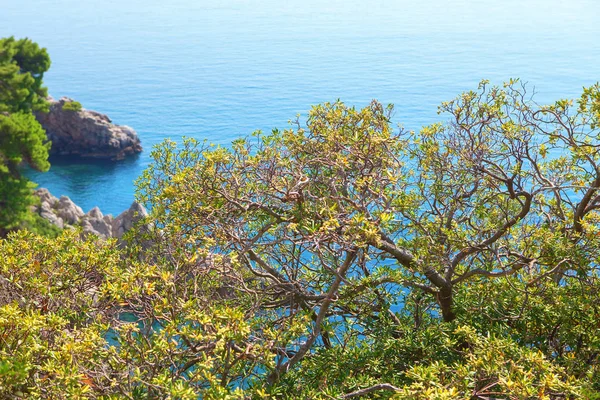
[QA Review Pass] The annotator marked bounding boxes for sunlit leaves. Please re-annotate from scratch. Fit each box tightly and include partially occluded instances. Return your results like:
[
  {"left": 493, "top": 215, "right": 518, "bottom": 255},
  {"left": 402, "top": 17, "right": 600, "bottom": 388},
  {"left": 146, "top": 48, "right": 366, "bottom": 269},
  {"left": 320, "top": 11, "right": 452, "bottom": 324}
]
[{"left": 5, "top": 81, "right": 600, "bottom": 398}]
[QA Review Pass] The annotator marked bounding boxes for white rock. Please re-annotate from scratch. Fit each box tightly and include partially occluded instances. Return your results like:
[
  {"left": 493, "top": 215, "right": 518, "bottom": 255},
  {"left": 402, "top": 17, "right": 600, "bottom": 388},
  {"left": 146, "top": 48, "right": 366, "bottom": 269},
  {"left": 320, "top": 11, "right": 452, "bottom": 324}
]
[{"left": 56, "top": 196, "right": 84, "bottom": 224}]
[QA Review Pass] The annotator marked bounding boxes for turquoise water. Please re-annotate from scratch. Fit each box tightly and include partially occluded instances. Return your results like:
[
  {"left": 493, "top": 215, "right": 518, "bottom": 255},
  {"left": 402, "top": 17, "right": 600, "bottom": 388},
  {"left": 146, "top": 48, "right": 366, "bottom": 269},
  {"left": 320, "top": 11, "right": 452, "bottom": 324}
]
[{"left": 2, "top": 0, "right": 600, "bottom": 215}]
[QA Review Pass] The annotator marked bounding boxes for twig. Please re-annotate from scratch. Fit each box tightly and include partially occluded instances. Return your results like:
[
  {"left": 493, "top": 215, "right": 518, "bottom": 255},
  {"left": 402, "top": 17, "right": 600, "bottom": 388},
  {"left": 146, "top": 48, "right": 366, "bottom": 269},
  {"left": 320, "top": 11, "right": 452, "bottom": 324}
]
[{"left": 340, "top": 383, "right": 401, "bottom": 399}]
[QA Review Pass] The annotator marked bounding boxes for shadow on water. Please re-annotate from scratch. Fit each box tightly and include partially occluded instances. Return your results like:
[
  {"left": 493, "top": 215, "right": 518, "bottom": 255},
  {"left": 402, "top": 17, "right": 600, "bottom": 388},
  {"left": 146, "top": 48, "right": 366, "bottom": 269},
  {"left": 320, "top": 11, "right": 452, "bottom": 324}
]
[{"left": 47, "top": 152, "right": 140, "bottom": 170}]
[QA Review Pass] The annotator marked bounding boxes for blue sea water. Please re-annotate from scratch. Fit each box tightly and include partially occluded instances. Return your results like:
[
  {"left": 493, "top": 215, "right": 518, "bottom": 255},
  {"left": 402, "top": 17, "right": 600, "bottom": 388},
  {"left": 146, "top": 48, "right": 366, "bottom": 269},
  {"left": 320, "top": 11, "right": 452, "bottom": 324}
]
[{"left": 2, "top": 0, "right": 600, "bottom": 215}]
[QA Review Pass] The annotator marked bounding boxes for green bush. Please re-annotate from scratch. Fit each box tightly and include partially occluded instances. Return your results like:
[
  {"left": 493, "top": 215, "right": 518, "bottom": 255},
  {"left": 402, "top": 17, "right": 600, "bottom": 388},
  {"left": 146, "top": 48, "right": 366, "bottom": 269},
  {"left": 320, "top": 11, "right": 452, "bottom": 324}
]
[{"left": 62, "top": 100, "right": 82, "bottom": 112}]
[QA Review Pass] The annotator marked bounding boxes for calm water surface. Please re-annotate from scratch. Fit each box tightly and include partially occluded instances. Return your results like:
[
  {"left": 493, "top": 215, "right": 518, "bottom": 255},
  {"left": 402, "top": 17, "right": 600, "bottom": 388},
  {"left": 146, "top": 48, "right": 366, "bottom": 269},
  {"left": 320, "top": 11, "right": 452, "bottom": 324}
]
[{"left": 2, "top": 0, "right": 600, "bottom": 214}]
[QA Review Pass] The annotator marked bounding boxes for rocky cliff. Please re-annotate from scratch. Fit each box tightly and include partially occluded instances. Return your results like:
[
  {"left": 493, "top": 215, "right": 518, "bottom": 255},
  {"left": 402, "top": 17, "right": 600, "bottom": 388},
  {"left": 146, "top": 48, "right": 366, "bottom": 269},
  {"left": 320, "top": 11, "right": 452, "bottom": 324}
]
[
  {"left": 34, "top": 188, "right": 148, "bottom": 240},
  {"left": 35, "top": 97, "right": 142, "bottom": 160}
]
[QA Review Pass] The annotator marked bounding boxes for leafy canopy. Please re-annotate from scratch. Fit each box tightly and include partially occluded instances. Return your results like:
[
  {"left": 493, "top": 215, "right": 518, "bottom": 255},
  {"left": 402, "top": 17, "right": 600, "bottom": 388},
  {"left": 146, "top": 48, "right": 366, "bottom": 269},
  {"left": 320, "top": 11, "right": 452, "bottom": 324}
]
[
  {"left": 1, "top": 80, "right": 600, "bottom": 398},
  {"left": 134, "top": 80, "right": 600, "bottom": 397}
]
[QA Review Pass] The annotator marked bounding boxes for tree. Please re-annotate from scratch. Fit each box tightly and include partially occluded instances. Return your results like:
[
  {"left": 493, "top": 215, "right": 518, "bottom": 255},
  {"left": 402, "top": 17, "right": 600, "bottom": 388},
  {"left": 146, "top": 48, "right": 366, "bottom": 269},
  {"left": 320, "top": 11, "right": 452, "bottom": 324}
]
[
  {"left": 1, "top": 81, "right": 599, "bottom": 398},
  {"left": 0, "top": 37, "right": 51, "bottom": 236},
  {"left": 135, "top": 80, "right": 600, "bottom": 395}
]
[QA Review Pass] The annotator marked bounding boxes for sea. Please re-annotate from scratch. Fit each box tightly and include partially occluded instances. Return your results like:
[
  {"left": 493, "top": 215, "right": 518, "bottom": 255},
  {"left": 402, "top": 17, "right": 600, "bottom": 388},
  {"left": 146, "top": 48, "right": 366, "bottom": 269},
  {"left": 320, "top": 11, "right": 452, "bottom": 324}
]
[{"left": 2, "top": 0, "right": 600, "bottom": 215}]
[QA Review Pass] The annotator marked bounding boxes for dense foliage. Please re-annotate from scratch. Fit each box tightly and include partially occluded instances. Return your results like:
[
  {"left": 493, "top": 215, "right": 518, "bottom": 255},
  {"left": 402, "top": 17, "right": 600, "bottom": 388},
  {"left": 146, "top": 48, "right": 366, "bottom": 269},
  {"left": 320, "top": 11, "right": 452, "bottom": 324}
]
[
  {"left": 62, "top": 100, "right": 82, "bottom": 112},
  {"left": 0, "top": 36, "right": 52, "bottom": 236},
  {"left": 1, "top": 80, "right": 600, "bottom": 398}
]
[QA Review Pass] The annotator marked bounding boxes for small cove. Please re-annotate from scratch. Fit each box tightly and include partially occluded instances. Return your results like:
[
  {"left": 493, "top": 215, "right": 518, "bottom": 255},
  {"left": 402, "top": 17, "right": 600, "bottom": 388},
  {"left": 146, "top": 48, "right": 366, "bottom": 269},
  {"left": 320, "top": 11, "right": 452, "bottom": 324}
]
[{"left": 3, "top": 0, "right": 600, "bottom": 214}]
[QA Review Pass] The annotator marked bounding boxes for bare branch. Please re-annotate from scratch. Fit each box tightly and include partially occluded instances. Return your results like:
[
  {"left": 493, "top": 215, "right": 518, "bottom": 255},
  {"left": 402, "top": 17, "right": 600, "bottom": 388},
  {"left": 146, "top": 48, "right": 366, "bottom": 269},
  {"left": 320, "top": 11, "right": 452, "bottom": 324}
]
[{"left": 340, "top": 383, "right": 401, "bottom": 399}]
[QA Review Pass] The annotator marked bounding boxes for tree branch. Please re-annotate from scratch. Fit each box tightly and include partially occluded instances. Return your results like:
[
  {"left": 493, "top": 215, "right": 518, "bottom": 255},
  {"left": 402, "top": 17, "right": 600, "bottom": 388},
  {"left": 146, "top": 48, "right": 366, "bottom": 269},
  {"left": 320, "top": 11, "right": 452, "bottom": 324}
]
[
  {"left": 374, "top": 232, "right": 448, "bottom": 289},
  {"left": 340, "top": 383, "right": 400, "bottom": 399},
  {"left": 451, "top": 190, "right": 532, "bottom": 269},
  {"left": 267, "top": 248, "right": 357, "bottom": 385}
]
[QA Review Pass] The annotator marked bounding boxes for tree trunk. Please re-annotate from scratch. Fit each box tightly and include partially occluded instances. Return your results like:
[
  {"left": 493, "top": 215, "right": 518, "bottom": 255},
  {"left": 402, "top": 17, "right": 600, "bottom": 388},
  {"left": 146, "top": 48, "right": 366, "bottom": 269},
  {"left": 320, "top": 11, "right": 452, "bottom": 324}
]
[{"left": 438, "top": 285, "right": 456, "bottom": 322}]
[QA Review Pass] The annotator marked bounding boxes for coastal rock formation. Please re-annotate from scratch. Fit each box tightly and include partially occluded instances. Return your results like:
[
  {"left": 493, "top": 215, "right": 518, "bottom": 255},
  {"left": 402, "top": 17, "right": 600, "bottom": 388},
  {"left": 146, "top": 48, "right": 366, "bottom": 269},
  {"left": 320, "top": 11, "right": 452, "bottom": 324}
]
[
  {"left": 34, "top": 188, "right": 148, "bottom": 240},
  {"left": 35, "top": 97, "right": 142, "bottom": 160}
]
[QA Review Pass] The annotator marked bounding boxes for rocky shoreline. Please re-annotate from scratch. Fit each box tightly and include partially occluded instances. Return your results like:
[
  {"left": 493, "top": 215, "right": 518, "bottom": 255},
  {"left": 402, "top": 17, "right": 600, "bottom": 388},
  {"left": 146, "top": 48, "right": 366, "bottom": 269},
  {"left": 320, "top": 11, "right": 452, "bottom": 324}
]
[
  {"left": 32, "top": 97, "right": 145, "bottom": 238},
  {"left": 35, "top": 97, "right": 142, "bottom": 160},
  {"left": 34, "top": 188, "right": 148, "bottom": 240}
]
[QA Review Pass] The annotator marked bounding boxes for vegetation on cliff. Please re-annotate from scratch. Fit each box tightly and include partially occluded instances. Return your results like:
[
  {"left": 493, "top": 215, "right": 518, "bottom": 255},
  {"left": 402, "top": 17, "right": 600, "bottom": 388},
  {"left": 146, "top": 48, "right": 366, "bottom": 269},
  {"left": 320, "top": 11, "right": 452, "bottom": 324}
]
[
  {"left": 1, "top": 73, "right": 600, "bottom": 398},
  {"left": 0, "top": 36, "right": 142, "bottom": 238},
  {"left": 61, "top": 100, "right": 82, "bottom": 112}
]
